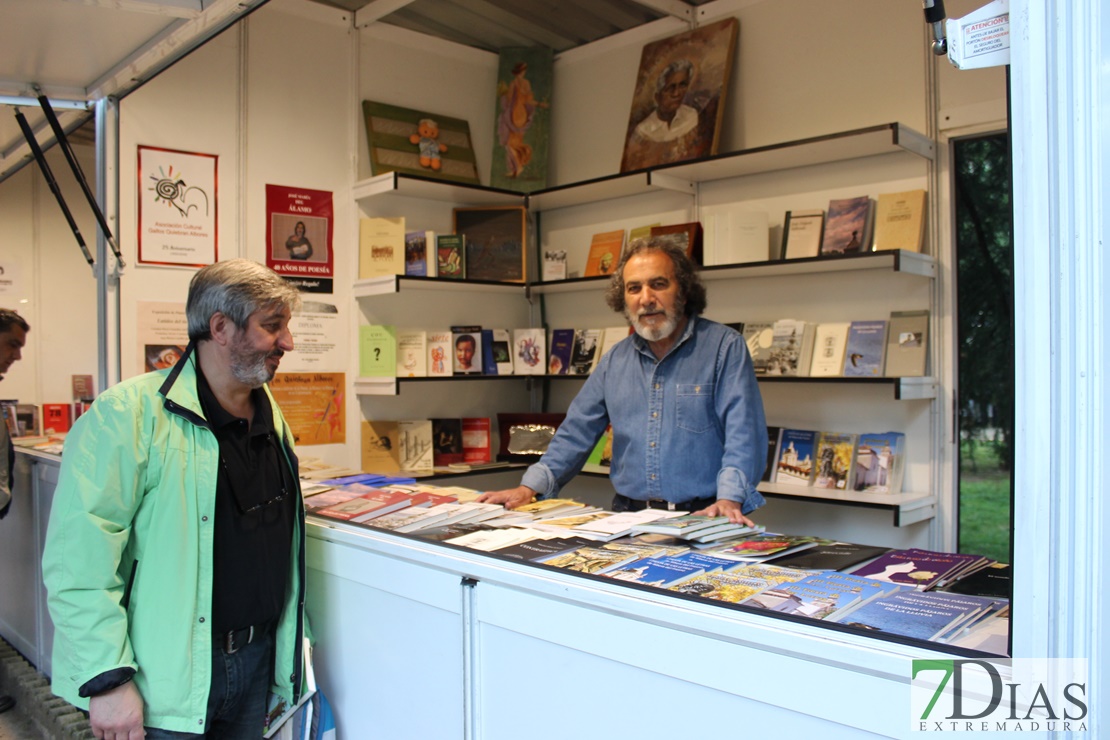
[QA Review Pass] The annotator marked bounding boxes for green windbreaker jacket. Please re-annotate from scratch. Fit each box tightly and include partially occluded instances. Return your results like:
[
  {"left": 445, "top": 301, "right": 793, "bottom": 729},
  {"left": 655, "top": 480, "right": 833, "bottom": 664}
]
[{"left": 42, "top": 348, "right": 306, "bottom": 732}]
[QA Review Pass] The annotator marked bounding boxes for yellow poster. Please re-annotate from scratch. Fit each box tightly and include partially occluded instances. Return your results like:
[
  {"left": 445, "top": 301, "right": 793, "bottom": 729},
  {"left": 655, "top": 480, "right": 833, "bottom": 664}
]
[{"left": 270, "top": 372, "right": 345, "bottom": 446}]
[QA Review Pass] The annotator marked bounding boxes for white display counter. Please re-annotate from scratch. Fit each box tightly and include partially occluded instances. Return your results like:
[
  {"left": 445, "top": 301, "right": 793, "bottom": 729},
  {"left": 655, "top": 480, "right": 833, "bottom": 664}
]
[
  {"left": 305, "top": 517, "right": 991, "bottom": 740},
  {"left": 0, "top": 449, "right": 59, "bottom": 675},
  {"left": 0, "top": 449, "right": 1003, "bottom": 739}
]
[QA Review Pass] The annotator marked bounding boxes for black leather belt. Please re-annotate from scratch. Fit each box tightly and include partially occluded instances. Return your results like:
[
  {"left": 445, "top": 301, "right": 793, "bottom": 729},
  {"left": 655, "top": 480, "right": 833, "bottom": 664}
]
[
  {"left": 612, "top": 493, "right": 717, "bottom": 513},
  {"left": 222, "top": 622, "right": 270, "bottom": 654}
]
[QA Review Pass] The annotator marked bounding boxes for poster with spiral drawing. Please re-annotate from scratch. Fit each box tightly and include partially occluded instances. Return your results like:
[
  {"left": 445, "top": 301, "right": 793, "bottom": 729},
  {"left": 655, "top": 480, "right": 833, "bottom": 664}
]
[{"left": 137, "top": 145, "right": 217, "bottom": 266}]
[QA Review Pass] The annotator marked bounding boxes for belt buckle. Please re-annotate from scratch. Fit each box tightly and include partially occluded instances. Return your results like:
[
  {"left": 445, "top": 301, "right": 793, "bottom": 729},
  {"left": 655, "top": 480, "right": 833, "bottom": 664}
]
[
  {"left": 647, "top": 499, "right": 677, "bottom": 511},
  {"left": 225, "top": 625, "right": 253, "bottom": 654}
]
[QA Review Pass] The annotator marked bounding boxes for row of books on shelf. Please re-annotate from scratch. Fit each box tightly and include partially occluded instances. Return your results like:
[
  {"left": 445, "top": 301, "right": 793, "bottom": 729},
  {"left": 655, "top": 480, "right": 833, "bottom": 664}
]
[
  {"left": 2, "top": 375, "right": 97, "bottom": 441},
  {"left": 359, "top": 324, "right": 632, "bottom": 378},
  {"left": 558, "top": 189, "right": 926, "bottom": 279},
  {"left": 299, "top": 481, "right": 1006, "bottom": 650},
  {"left": 357, "top": 189, "right": 926, "bottom": 288},
  {"left": 548, "top": 221, "right": 704, "bottom": 280},
  {"left": 742, "top": 310, "right": 929, "bottom": 379},
  {"left": 361, "top": 310, "right": 928, "bottom": 381},
  {"left": 580, "top": 424, "right": 908, "bottom": 496},
  {"left": 359, "top": 217, "right": 468, "bottom": 281},
  {"left": 359, "top": 418, "right": 496, "bottom": 475},
  {"left": 768, "top": 428, "right": 907, "bottom": 494},
  {"left": 2, "top": 400, "right": 90, "bottom": 439},
  {"left": 780, "top": 189, "right": 927, "bottom": 260}
]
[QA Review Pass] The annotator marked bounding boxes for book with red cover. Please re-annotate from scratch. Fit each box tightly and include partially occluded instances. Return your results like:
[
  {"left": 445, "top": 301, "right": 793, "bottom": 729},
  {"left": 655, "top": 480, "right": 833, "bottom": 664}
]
[
  {"left": 43, "top": 403, "right": 72, "bottom": 433},
  {"left": 461, "top": 417, "right": 492, "bottom": 464},
  {"left": 314, "top": 488, "right": 414, "bottom": 522}
]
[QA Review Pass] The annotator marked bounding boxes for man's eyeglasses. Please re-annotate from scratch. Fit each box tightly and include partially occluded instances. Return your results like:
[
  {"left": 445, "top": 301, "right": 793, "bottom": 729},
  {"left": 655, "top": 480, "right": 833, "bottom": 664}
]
[{"left": 220, "top": 433, "right": 290, "bottom": 516}]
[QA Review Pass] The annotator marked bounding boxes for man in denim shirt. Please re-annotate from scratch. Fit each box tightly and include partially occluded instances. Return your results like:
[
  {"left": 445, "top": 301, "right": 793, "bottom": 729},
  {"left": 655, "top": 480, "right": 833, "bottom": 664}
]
[{"left": 479, "top": 238, "right": 767, "bottom": 525}]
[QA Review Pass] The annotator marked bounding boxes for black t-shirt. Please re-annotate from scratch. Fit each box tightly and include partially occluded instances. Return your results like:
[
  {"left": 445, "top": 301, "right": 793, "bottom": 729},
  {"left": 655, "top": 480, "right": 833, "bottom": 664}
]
[{"left": 196, "top": 368, "right": 295, "bottom": 635}]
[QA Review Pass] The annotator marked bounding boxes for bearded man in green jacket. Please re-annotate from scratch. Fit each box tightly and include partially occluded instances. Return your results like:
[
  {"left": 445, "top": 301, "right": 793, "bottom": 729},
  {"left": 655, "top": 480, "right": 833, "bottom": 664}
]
[{"left": 44, "top": 259, "right": 308, "bottom": 739}]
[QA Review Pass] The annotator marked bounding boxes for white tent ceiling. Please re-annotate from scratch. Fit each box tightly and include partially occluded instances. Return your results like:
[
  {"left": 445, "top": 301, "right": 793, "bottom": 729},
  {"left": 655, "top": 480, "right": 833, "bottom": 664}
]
[{"left": 0, "top": 0, "right": 702, "bottom": 182}]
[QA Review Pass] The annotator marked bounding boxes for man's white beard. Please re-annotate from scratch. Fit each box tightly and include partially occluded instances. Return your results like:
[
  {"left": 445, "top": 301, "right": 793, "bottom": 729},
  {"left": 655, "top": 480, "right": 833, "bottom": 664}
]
[{"left": 629, "top": 307, "right": 679, "bottom": 343}]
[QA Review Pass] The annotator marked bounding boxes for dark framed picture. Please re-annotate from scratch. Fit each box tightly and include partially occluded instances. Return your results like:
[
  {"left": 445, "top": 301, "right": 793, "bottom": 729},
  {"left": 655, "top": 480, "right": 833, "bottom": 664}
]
[
  {"left": 361, "top": 100, "right": 481, "bottom": 185},
  {"left": 620, "top": 18, "right": 739, "bottom": 173},
  {"left": 650, "top": 221, "right": 704, "bottom": 265},
  {"left": 453, "top": 206, "right": 527, "bottom": 283}
]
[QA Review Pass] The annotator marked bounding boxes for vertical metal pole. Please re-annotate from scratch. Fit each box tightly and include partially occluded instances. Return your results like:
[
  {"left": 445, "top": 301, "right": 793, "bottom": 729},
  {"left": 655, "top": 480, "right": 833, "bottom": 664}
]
[
  {"left": 95, "top": 97, "right": 121, "bottom": 390},
  {"left": 461, "top": 576, "right": 478, "bottom": 740}
]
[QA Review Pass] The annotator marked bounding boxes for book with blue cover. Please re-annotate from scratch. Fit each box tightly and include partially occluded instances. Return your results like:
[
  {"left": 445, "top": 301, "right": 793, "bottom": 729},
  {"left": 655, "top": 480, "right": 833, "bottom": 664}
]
[
  {"left": 834, "top": 589, "right": 985, "bottom": 642},
  {"left": 404, "top": 230, "right": 433, "bottom": 276},
  {"left": 740, "top": 577, "right": 864, "bottom": 620},
  {"left": 548, "top": 328, "right": 575, "bottom": 375},
  {"left": 842, "top": 320, "right": 888, "bottom": 377},
  {"left": 747, "top": 571, "right": 901, "bottom": 621},
  {"left": 603, "top": 554, "right": 707, "bottom": 588},
  {"left": 668, "top": 550, "right": 747, "bottom": 573}
]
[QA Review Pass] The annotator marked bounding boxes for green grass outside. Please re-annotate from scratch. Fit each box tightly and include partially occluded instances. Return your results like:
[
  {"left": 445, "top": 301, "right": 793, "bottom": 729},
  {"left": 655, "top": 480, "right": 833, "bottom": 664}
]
[{"left": 958, "top": 440, "right": 1012, "bottom": 563}]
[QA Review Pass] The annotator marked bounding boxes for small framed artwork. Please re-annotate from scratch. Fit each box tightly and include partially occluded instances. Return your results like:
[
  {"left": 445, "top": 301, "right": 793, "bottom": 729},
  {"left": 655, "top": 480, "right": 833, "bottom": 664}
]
[
  {"left": 362, "top": 100, "right": 481, "bottom": 185},
  {"left": 650, "top": 221, "right": 704, "bottom": 265},
  {"left": 620, "top": 18, "right": 739, "bottom": 173},
  {"left": 137, "top": 145, "right": 218, "bottom": 266},
  {"left": 453, "top": 206, "right": 527, "bottom": 283},
  {"left": 490, "top": 46, "right": 553, "bottom": 192}
]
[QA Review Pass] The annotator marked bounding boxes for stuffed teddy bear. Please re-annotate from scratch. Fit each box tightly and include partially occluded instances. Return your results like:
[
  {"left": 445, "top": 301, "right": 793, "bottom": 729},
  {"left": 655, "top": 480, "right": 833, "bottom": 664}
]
[{"left": 410, "top": 118, "right": 448, "bottom": 171}]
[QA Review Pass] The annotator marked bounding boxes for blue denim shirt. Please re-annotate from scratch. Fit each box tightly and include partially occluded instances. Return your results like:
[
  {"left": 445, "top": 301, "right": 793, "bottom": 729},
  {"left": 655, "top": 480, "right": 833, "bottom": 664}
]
[{"left": 521, "top": 316, "right": 768, "bottom": 513}]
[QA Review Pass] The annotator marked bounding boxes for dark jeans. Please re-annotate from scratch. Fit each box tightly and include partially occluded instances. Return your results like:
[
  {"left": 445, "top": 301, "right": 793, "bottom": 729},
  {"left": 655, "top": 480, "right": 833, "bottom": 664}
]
[{"left": 144, "top": 631, "right": 273, "bottom": 739}]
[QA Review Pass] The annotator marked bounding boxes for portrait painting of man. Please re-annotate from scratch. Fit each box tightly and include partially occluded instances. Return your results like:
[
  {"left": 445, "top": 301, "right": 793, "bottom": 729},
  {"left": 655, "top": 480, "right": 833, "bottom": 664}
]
[{"left": 620, "top": 18, "right": 739, "bottom": 173}]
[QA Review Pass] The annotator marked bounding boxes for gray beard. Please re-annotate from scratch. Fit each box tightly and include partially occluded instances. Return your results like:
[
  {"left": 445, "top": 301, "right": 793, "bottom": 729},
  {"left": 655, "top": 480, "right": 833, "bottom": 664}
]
[
  {"left": 629, "top": 309, "right": 679, "bottom": 343},
  {"left": 229, "top": 338, "right": 276, "bottom": 388}
]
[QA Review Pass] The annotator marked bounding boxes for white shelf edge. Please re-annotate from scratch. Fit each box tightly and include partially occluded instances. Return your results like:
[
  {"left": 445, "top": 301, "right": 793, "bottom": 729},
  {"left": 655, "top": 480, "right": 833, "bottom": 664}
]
[
  {"left": 758, "top": 482, "right": 936, "bottom": 527},
  {"left": 895, "top": 377, "right": 938, "bottom": 400},
  {"left": 532, "top": 251, "right": 936, "bottom": 295},
  {"left": 353, "top": 124, "right": 934, "bottom": 214},
  {"left": 353, "top": 377, "right": 397, "bottom": 396},
  {"left": 352, "top": 275, "right": 399, "bottom": 297},
  {"left": 353, "top": 276, "right": 528, "bottom": 298},
  {"left": 352, "top": 171, "right": 524, "bottom": 207}
]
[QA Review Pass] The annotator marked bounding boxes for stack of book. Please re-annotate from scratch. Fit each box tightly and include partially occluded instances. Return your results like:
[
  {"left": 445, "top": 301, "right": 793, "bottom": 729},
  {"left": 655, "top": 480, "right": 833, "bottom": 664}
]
[{"left": 848, "top": 548, "right": 994, "bottom": 591}]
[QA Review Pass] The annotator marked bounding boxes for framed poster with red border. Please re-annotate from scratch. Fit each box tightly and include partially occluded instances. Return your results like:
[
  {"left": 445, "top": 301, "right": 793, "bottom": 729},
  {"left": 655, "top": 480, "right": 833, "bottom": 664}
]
[
  {"left": 265, "top": 184, "right": 335, "bottom": 293},
  {"left": 137, "top": 145, "right": 217, "bottom": 267}
]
